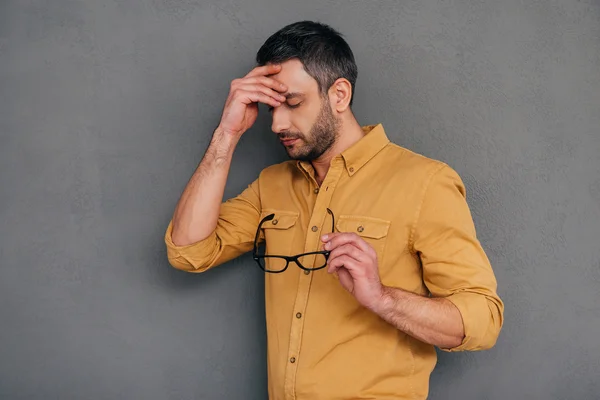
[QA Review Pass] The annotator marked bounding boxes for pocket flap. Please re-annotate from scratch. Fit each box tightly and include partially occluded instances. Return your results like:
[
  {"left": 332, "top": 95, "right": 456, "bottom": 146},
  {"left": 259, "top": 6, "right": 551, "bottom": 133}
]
[
  {"left": 336, "top": 215, "right": 391, "bottom": 239},
  {"left": 260, "top": 210, "right": 299, "bottom": 230}
]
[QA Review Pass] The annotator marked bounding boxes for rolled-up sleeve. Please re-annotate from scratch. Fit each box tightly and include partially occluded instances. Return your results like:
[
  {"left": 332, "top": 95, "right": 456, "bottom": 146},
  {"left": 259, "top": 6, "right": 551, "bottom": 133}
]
[
  {"left": 411, "top": 164, "right": 504, "bottom": 352},
  {"left": 164, "top": 178, "right": 262, "bottom": 273}
]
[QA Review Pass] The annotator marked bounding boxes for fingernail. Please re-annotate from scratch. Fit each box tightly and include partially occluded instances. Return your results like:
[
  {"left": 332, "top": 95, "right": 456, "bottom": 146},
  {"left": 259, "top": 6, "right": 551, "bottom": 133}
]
[{"left": 321, "top": 234, "right": 328, "bottom": 240}]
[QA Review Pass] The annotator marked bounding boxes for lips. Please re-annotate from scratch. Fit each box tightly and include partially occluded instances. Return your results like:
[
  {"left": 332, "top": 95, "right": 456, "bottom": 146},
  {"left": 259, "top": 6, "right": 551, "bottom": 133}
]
[{"left": 280, "top": 138, "right": 299, "bottom": 146}]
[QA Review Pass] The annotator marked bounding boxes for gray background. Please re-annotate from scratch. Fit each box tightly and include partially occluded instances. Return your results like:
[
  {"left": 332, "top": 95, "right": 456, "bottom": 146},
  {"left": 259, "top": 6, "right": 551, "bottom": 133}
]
[{"left": 1, "top": 0, "right": 599, "bottom": 399}]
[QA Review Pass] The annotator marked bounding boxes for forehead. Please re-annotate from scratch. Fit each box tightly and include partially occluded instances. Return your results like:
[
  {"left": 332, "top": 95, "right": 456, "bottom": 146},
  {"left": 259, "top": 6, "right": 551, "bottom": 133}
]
[{"left": 268, "top": 59, "right": 319, "bottom": 95}]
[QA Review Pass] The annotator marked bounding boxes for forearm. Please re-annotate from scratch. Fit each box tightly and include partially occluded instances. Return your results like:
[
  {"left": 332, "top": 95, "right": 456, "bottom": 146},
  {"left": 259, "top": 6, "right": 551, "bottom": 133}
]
[
  {"left": 371, "top": 286, "right": 465, "bottom": 349},
  {"left": 171, "top": 127, "right": 239, "bottom": 246}
]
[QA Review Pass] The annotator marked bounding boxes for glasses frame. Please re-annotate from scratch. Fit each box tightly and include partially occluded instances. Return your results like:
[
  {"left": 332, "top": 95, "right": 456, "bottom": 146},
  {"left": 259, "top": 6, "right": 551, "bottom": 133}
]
[{"left": 252, "top": 208, "right": 335, "bottom": 273}]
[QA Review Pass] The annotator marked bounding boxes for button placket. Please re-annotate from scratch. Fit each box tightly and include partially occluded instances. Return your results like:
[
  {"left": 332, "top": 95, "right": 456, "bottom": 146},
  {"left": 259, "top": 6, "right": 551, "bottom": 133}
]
[{"left": 284, "top": 160, "right": 343, "bottom": 397}]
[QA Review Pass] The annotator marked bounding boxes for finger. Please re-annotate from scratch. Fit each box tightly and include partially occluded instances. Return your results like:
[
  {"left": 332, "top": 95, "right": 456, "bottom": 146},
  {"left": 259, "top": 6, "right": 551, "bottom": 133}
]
[
  {"left": 327, "top": 255, "right": 358, "bottom": 274},
  {"left": 328, "top": 243, "right": 365, "bottom": 264},
  {"left": 235, "top": 84, "right": 287, "bottom": 103},
  {"left": 245, "top": 63, "right": 282, "bottom": 78},
  {"left": 325, "top": 233, "right": 371, "bottom": 253},
  {"left": 234, "top": 89, "right": 281, "bottom": 108},
  {"left": 240, "top": 76, "right": 287, "bottom": 93}
]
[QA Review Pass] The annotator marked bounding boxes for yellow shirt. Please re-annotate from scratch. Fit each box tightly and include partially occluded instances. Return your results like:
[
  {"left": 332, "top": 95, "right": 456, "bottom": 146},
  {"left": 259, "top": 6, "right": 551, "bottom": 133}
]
[{"left": 164, "top": 123, "right": 504, "bottom": 400}]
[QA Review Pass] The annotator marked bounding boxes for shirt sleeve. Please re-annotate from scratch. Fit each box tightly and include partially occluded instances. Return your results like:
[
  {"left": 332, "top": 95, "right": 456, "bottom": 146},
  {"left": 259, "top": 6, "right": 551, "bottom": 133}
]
[
  {"left": 164, "top": 178, "right": 262, "bottom": 273},
  {"left": 411, "top": 163, "right": 504, "bottom": 352}
]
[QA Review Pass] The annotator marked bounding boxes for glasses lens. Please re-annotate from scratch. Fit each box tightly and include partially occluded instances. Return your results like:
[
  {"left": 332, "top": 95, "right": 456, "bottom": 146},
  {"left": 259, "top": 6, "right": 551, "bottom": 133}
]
[
  {"left": 258, "top": 256, "right": 288, "bottom": 272},
  {"left": 297, "top": 253, "right": 328, "bottom": 270}
]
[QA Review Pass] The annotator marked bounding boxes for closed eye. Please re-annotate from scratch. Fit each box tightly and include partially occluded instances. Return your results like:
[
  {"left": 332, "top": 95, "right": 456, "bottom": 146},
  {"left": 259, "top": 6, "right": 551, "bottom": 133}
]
[{"left": 268, "top": 102, "right": 301, "bottom": 113}]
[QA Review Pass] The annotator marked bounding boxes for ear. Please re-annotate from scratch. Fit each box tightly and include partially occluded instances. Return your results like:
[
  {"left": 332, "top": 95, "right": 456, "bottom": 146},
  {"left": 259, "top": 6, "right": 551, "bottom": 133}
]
[{"left": 329, "top": 78, "right": 353, "bottom": 112}]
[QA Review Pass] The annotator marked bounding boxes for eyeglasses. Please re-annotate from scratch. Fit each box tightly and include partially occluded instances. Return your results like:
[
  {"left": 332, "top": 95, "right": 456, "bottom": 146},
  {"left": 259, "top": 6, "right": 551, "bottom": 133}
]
[{"left": 253, "top": 208, "right": 335, "bottom": 273}]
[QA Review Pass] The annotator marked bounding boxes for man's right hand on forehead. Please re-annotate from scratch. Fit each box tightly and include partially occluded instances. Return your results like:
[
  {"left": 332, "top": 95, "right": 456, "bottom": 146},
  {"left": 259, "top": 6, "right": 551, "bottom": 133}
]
[{"left": 216, "top": 64, "right": 288, "bottom": 139}]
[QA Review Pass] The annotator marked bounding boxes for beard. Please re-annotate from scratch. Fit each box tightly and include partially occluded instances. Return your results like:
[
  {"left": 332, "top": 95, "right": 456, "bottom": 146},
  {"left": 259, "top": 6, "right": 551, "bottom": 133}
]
[{"left": 279, "top": 99, "right": 340, "bottom": 162}]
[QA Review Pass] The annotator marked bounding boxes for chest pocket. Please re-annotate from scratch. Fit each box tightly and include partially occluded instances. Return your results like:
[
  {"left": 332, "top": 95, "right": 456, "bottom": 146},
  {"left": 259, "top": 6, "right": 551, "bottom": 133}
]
[
  {"left": 259, "top": 209, "right": 299, "bottom": 257},
  {"left": 335, "top": 215, "right": 391, "bottom": 263}
]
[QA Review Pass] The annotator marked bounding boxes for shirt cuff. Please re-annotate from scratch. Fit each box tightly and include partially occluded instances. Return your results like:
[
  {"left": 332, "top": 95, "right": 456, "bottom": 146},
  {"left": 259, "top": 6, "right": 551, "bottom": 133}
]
[
  {"left": 440, "top": 291, "right": 497, "bottom": 352},
  {"left": 164, "top": 219, "right": 220, "bottom": 272}
]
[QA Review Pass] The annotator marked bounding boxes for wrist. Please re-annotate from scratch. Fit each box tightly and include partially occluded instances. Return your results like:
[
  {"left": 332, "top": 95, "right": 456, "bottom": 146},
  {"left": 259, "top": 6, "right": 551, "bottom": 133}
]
[
  {"left": 211, "top": 127, "right": 240, "bottom": 156},
  {"left": 369, "top": 284, "right": 393, "bottom": 316},
  {"left": 215, "top": 125, "right": 243, "bottom": 141}
]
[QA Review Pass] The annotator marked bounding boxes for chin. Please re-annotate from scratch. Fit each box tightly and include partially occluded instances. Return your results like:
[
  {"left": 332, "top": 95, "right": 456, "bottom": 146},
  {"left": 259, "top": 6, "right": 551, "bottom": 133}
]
[
  {"left": 287, "top": 152, "right": 309, "bottom": 162},
  {"left": 285, "top": 147, "right": 306, "bottom": 160}
]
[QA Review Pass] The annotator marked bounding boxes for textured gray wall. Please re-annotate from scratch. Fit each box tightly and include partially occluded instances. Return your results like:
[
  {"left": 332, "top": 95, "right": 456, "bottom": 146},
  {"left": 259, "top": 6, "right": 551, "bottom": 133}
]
[{"left": 1, "top": 0, "right": 599, "bottom": 399}]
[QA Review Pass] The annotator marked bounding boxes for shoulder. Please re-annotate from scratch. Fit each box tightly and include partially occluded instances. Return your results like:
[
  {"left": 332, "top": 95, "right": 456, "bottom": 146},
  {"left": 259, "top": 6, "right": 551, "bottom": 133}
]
[
  {"left": 379, "top": 142, "right": 469, "bottom": 202},
  {"left": 254, "top": 160, "right": 301, "bottom": 192},
  {"left": 383, "top": 142, "right": 458, "bottom": 181}
]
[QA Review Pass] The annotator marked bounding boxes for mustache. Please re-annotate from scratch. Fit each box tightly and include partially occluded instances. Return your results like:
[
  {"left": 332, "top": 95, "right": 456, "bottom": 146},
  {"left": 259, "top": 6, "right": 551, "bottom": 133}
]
[{"left": 278, "top": 133, "right": 303, "bottom": 140}]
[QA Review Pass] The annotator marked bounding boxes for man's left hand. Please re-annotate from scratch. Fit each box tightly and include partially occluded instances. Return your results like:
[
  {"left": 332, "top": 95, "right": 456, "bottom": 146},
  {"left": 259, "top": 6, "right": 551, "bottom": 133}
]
[{"left": 321, "top": 232, "right": 384, "bottom": 311}]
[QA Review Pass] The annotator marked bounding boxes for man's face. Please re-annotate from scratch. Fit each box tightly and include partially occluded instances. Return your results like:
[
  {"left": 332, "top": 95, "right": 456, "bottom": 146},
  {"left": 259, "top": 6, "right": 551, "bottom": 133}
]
[{"left": 267, "top": 59, "right": 340, "bottom": 161}]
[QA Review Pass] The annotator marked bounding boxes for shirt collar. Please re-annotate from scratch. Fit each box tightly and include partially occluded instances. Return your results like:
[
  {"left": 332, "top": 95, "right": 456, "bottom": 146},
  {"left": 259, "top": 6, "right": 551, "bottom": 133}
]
[
  {"left": 296, "top": 123, "right": 390, "bottom": 177},
  {"left": 340, "top": 123, "right": 390, "bottom": 176}
]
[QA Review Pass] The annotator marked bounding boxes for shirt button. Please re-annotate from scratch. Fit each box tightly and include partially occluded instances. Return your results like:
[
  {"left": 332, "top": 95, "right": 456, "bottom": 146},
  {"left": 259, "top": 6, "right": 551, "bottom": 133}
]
[
  {"left": 272, "top": 219, "right": 279, "bottom": 225},
  {"left": 314, "top": 188, "right": 319, "bottom": 194},
  {"left": 304, "top": 270, "right": 311, "bottom": 275},
  {"left": 357, "top": 225, "right": 364, "bottom": 233},
  {"left": 311, "top": 226, "right": 318, "bottom": 232},
  {"left": 296, "top": 312, "right": 302, "bottom": 319},
  {"left": 349, "top": 167, "right": 355, "bottom": 173},
  {"left": 290, "top": 357, "right": 296, "bottom": 363}
]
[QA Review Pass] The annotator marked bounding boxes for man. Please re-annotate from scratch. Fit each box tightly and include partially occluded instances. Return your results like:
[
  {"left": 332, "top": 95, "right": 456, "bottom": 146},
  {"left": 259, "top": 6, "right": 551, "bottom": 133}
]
[{"left": 165, "top": 20, "right": 503, "bottom": 400}]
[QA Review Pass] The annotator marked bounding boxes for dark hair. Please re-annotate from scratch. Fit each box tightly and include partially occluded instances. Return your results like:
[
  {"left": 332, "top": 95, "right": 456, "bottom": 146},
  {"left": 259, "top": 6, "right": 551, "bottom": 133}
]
[{"left": 256, "top": 21, "right": 358, "bottom": 106}]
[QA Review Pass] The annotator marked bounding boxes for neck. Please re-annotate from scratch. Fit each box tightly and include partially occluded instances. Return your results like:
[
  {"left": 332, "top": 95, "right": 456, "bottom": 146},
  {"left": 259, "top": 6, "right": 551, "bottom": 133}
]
[{"left": 311, "top": 116, "right": 365, "bottom": 185}]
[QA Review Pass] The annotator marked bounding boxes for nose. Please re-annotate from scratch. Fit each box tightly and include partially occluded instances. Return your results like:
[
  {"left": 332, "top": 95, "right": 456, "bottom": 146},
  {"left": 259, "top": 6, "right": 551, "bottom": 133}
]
[{"left": 271, "top": 107, "right": 291, "bottom": 134}]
